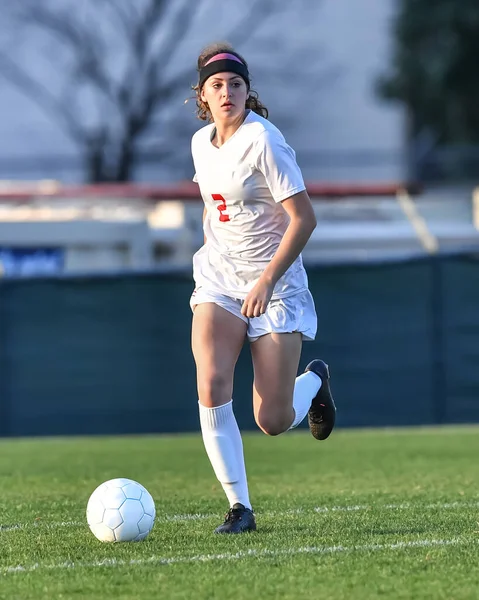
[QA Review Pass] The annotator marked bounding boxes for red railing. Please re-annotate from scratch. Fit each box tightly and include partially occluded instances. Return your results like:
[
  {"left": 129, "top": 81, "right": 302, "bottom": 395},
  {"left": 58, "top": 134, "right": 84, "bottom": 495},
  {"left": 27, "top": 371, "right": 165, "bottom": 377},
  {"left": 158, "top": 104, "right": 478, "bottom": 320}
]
[{"left": 0, "top": 181, "right": 422, "bottom": 201}]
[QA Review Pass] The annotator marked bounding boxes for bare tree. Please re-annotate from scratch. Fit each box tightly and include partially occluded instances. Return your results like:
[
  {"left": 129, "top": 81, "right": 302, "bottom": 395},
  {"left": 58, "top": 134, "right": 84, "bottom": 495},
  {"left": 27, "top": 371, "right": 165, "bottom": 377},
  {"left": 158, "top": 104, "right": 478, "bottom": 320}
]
[{"left": 0, "top": 0, "right": 302, "bottom": 182}]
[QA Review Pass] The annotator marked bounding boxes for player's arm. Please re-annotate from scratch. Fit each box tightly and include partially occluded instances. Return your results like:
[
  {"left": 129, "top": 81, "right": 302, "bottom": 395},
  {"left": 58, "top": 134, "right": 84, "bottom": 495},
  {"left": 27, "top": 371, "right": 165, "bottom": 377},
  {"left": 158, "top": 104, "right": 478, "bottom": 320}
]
[
  {"left": 242, "top": 132, "right": 315, "bottom": 318},
  {"left": 241, "top": 190, "right": 316, "bottom": 318},
  {"left": 260, "top": 190, "right": 316, "bottom": 287}
]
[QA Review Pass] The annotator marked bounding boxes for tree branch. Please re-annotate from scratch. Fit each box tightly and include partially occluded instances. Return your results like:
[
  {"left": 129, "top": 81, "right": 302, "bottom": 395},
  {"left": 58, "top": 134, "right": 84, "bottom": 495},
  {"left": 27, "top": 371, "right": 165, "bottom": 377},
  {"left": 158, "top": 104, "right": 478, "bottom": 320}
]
[
  {"left": 0, "top": 51, "right": 87, "bottom": 142},
  {"left": 20, "top": 5, "right": 84, "bottom": 48},
  {"left": 132, "top": 0, "right": 169, "bottom": 59},
  {"left": 99, "top": 0, "right": 141, "bottom": 43},
  {"left": 114, "top": 0, "right": 170, "bottom": 116},
  {"left": 153, "top": 0, "right": 202, "bottom": 66},
  {"left": 22, "top": 5, "right": 120, "bottom": 109},
  {"left": 223, "top": 0, "right": 280, "bottom": 47}
]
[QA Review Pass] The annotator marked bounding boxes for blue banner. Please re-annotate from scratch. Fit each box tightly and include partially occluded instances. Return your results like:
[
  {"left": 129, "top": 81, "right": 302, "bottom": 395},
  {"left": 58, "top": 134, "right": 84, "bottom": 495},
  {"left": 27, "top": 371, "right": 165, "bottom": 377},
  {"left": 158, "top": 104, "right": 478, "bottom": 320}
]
[{"left": 0, "top": 248, "right": 64, "bottom": 277}]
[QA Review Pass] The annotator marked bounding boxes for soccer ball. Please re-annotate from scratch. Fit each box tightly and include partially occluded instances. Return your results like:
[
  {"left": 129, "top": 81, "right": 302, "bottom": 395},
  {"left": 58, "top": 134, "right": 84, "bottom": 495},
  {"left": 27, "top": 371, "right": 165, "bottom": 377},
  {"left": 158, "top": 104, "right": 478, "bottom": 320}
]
[{"left": 86, "top": 478, "right": 156, "bottom": 542}]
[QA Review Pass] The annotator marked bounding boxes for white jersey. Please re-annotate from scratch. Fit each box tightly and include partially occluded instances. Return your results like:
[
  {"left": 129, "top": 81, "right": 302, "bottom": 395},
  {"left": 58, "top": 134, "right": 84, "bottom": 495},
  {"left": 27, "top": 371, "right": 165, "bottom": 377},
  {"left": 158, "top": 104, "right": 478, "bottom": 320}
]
[{"left": 191, "top": 110, "right": 309, "bottom": 300}]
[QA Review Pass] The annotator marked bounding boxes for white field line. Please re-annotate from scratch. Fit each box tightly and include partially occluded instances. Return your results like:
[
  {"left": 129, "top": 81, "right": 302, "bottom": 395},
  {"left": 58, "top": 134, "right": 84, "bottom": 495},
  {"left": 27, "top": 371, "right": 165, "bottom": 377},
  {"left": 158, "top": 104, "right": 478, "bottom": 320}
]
[
  {"left": 3, "top": 538, "right": 476, "bottom": 575},
  {"left": 1, "top": 500, "right": 478, "bottom": 533}
]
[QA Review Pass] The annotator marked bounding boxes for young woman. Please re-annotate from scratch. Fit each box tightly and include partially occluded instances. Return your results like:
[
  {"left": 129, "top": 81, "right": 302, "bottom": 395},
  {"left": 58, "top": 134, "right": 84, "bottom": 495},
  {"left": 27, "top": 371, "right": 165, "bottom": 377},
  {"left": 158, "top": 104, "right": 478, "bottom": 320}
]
[{"left": 190, "top": 42, "right": 336, "bottom": 534}]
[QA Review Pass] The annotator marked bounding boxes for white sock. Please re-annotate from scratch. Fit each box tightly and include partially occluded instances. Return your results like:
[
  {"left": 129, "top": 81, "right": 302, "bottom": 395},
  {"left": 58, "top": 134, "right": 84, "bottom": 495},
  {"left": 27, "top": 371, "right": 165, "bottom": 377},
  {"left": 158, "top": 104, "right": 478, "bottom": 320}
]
[
  {"left": 289, "top": 371, "right": 322, "bottom": 429},
  {"left": 199, "top": 400, "right": 252, "bottom": 510}
]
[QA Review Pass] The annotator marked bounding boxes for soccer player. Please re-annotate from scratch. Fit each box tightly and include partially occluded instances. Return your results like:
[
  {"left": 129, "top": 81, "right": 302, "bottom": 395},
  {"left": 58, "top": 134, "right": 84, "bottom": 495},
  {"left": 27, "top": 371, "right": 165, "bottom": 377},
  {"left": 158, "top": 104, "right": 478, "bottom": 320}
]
[{"left": 190, "top": 42, "right": 336, "bottom": 534}]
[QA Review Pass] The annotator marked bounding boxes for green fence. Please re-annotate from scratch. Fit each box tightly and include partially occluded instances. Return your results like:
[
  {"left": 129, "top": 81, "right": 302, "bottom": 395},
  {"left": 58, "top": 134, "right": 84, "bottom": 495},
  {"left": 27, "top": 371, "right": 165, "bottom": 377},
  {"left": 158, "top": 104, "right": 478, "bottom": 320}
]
[{"left": 0, "top": 252, "right": 478, "bottom": 437}]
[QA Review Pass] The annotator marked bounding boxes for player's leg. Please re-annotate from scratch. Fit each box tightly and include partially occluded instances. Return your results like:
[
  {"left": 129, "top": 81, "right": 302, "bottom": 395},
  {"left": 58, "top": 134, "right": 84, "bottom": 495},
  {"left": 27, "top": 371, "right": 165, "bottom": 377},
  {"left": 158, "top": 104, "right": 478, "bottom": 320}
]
[
  {"left": 251, "top": 331, "right": 311, "bottom": 434},
  {"left": 191, "top": 296, "right": 255, "bottom": 533},
  {"left": 249, "top": 291, "right": 336, "bottom": 438},
  {"left": 251, "top": 332, "right": 335, "bottom": 437}
]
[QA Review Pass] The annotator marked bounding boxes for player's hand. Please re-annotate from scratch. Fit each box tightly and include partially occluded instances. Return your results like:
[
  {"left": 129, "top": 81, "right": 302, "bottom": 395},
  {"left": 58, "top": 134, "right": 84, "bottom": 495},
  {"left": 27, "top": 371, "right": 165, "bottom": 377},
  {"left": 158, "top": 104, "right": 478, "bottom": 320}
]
[{"left": 241, "top": 279, "right": 275, "bottom": 318}]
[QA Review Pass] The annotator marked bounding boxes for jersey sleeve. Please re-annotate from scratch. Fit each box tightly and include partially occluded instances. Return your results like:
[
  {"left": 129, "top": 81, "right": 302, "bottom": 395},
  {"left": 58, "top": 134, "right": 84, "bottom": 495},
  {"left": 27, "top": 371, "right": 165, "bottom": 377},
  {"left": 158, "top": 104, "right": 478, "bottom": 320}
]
[
  {"left": 191, "top": 133, "right": 199, "bottom": 183},
  {"left": 254, "top": 130, "right": 306, "bottom": 203}
]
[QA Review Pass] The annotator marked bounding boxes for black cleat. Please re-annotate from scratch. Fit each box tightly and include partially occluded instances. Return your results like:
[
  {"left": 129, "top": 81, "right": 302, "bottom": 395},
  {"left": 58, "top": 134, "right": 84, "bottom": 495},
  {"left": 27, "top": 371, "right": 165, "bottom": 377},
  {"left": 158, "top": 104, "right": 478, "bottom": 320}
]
[
  {"left": 305, "top": 359, "right": 336, "bottom": 440},
  {"left": 214, "top": 503, "right": 257, "bottom": 534}
]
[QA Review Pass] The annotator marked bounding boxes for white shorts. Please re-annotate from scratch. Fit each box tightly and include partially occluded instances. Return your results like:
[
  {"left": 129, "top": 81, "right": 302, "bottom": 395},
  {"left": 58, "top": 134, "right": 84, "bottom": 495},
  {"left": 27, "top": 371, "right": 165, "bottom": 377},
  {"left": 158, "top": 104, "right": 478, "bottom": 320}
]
[{"left": 190, "top": 287, "right": 317, "bottom": 343}]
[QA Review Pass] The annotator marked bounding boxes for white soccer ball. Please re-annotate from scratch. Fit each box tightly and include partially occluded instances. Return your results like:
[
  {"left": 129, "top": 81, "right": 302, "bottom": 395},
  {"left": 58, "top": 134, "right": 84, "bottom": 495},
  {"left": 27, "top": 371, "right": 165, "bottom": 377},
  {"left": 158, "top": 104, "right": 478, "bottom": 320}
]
[{"left": 86, "top": 478, "right": 156, "bottom": 542}]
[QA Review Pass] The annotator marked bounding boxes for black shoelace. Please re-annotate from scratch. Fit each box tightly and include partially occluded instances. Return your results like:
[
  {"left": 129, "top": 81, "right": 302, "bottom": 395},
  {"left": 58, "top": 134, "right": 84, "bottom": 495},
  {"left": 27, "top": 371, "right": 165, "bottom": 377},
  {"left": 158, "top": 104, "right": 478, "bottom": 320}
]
[{"left": 224, "top": 508, "right": 243, "bottom": 523}]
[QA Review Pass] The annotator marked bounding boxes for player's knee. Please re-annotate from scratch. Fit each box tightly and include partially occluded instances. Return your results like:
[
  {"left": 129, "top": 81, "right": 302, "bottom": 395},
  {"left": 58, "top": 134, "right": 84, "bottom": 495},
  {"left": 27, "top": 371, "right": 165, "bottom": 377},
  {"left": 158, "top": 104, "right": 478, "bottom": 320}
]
[
  {"left": 255, "top": 412, "right": 290, "bottom": 436},
  {"left": 198, "top": 372, "right": 231, "bottom": 407}
]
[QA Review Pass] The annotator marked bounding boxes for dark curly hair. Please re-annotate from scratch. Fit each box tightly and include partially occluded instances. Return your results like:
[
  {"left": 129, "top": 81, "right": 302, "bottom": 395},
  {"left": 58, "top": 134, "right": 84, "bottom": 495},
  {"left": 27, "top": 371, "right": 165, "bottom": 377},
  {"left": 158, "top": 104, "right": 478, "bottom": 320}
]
[{"left": 192, "top": 42, "right": 268, "bottom": 122}]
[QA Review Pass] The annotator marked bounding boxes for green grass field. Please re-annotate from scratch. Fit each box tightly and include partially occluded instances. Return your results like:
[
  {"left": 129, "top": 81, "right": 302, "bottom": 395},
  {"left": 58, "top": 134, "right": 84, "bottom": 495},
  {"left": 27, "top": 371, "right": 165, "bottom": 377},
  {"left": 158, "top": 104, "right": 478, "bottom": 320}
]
[{"left": 1, "top": 426, "right": 478, "bottom": 599}]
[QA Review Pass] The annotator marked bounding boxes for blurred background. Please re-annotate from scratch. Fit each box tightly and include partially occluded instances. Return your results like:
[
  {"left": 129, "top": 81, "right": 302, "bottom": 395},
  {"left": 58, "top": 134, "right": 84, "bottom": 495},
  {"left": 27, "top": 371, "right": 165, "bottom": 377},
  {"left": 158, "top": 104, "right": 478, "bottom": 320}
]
[{"left": 0, "top": 0, "right": 478, "bottom": 437}]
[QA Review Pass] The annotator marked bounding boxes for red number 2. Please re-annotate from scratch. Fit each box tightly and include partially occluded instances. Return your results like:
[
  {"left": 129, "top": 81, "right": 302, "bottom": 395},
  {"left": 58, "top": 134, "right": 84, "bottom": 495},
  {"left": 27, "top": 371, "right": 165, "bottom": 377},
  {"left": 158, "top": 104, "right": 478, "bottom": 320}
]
[{"left": 211, "top": 194, "right": 230, "bottom": 222}]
